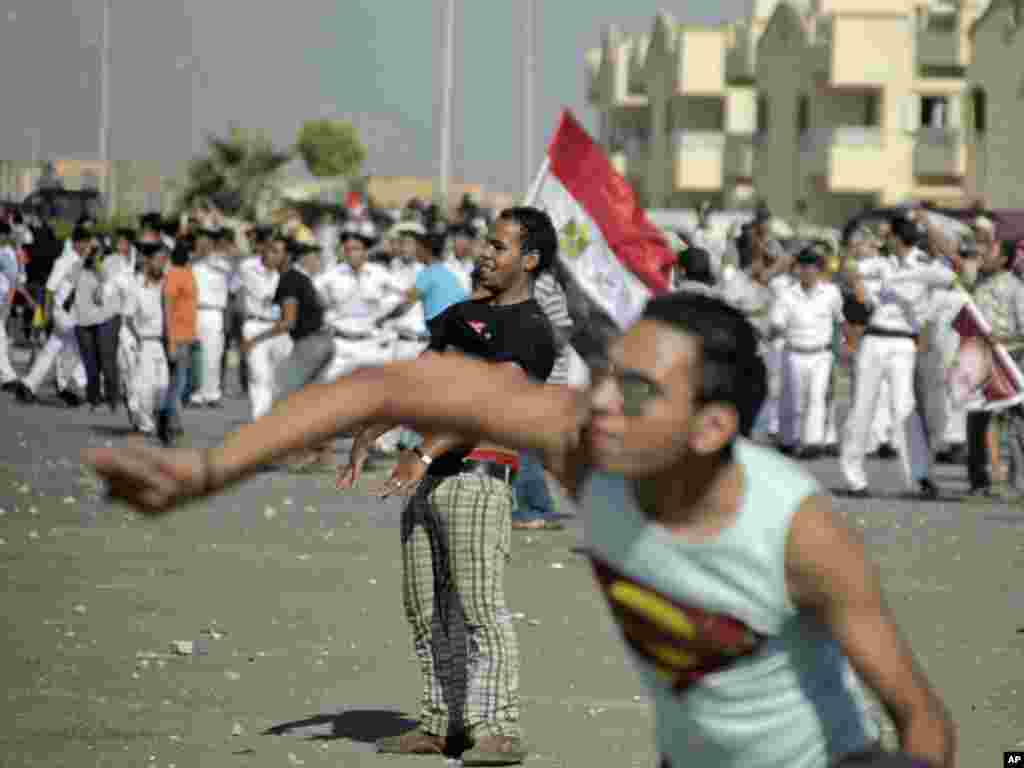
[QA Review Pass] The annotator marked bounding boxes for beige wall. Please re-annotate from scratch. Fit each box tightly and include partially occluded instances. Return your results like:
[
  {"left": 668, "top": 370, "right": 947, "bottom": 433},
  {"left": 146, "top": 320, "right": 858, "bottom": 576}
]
[{"left": 677, "top": 27, "right": 727, "bottom": 94}]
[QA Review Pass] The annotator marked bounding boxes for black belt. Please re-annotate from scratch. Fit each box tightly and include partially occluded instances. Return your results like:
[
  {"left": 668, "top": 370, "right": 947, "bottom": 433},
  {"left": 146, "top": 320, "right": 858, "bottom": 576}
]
[
  {"left": 460, "top": 460, "right": 516, "bottom": 484},
  {"left": 246, "top": 315, "right": 276, "bottom": 322},
  {"left": 333, "top": 329, "right": 375, "bottom": 341},
  {"left": 139, "top": 335, "right": 163, "bottom": 342},
  {"left": 198, "top": 304, "right": 226, "bottom": 311},
  {"left": 396, "top": 330, "right": 430, "bottom": 342},
  {"left": 865, "top": 327, "right": 917, "bottom": 340},
  {"left": 785, "top": 343, "right": 832, "bottom": 354}
]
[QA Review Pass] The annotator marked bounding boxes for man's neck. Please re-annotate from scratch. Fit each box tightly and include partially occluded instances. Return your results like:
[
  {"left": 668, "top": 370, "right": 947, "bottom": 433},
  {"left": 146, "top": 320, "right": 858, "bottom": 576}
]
[
  {"left": 633, "top": 453, "right": 744, "bottom": 534},
  {"left": 489, "top": 280, "right": 532, "bottom": 307}
]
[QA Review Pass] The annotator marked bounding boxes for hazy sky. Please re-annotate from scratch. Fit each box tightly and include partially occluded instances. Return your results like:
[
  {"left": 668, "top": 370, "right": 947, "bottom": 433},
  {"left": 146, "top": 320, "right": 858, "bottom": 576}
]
[{"left": 0, "top": 0, "right": 752, "bottom": 196}]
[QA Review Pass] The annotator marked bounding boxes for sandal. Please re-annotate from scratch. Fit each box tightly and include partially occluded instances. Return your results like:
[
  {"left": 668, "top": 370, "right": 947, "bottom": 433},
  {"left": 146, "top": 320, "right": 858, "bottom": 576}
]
[{"left": 461, "top": 735, "right": 527, "bottom": 766}]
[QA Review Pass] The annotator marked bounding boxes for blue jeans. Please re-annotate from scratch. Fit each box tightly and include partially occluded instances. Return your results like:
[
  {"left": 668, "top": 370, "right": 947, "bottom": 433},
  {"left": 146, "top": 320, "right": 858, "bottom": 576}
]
[
  {"left": 162, "top": 342, "right": 196, "bottom": 426},
  {"left": 512, "top": 450, "right": 556, "bottom": 522}
]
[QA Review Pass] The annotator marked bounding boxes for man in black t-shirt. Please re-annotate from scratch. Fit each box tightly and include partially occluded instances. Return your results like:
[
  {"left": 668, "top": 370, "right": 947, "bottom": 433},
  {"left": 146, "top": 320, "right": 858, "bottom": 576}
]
[
  {"left": 241, "top": 237, "right": 335, "bottom": 468},
  {"left": 338, "top": 208, "right": 558, "bottom": 765}
]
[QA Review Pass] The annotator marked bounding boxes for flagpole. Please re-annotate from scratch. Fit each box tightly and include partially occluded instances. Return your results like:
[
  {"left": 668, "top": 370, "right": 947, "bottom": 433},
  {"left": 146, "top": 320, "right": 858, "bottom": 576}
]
[
  {"left": 523, "top": 156, "right": 550, "bottom": 205},
  {"left": 438, "top": 0, "right": 456, "bottom": 213}
]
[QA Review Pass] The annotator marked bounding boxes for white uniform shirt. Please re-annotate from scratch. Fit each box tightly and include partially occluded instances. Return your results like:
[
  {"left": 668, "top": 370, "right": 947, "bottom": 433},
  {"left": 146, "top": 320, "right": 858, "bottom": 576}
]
[
  {"left": 444, "top": 254, "right": 473, "bottom": 294},
  {"left": 772, "top": 280, "right": 844, "bottom": 349},
  {"left": 98, "top": 252, "right": 136, "bottom": 316},
  {"left": 125, "top": 276, "right": 165, "bottom": 339},
  {"left": 334, "top": 263, "right": 405, "bottom": 335},
  {"left": 860, "top": 248, "right": 955, "bottom": 334},
  {"left": 313, "top": 265, "right": 358, "bottom": 332},
  {"left": 46, "top": 249, "right": 83, "bottom": 294},
  {"left": 238, "top": 256, "right": 281, "bottom": 321},
  {"left": 193, "top": 254, "right": 232, "bottom": 310}
]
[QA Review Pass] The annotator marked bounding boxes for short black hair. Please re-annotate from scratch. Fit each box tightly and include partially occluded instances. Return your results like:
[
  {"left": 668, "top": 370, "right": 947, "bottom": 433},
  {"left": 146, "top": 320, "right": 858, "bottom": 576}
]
[
  {"left": 680, "top": 247, "right": 715, "bottom": 286},
  {"left": 170, "top": 242, "right": 191, "bottom": 267},
  {"left": 641, "top": 292, "right": 766, "bottom": 441},
  {"left": 498, "top": 206, "right": 557, "bottom": 275},
  {"left": 890, "top": 216, "right": 920, "bottom": 247}
]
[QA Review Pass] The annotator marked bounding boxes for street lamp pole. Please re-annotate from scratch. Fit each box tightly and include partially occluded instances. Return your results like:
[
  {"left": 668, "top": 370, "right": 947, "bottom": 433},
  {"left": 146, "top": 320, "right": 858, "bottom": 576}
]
[
  {"left": 438, "top": 0, "right": 456, "bottom": 212},
  {"left": 100, "top": 0, "right": 115, "bottom": 212},
  {"left": 523, "top": 0, "right": 536, "bottom": 197}
]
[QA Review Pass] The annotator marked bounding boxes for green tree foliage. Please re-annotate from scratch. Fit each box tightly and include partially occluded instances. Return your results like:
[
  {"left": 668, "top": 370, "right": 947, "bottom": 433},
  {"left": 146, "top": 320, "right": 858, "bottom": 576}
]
[
  {"left": 296, "top": 119, "right": 367, "bottom": 179},
  {"left": 179, "top": 124, "right": 292, "bottom": 218}
]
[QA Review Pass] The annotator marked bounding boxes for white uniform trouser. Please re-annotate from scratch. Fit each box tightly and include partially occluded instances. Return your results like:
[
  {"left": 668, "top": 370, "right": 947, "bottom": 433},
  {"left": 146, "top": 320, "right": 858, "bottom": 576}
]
[
  {"left": 128, "top": 339, "right": 169, "bottom": 433},
  {"left": 23, "top": 315, "right": 87, "bottom": 394},
  {"left": 0, "top": 300, "right": 16, "bottom": 382},
  {"left": 754, "top": 339, "right": 783, "bottom": 436},
  {"left": 195, "top": 308, "right": 225, "bottom": 404},
  {"left": 244, "top": 319, "right": 292, "bottom": 422},
  {"left": 779, "top": 347, "right": 832, "bottom": 448},
  {"left": 841, "top": 335, "right": 931, "bottom": 491},
  {"left": 319, "top": 334, "right": 395, "bottom": 383}
]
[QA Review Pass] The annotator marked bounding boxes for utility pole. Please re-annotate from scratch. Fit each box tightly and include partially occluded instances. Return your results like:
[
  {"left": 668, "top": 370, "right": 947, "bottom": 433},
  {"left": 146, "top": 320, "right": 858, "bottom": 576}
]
[
  {"left": 100, "top": 0, "right": 115, "bottom": 213},
  {"left": 438, "top": 0, "right": 456, "bottom": 213},
  {"left": 523, "top": 0, "right": 536, "bottom": 197}
]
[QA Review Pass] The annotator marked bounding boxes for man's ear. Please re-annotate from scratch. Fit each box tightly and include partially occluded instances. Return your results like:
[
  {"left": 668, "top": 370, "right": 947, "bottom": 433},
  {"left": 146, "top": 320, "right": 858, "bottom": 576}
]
[
  {"left": 688, "top": 402, "right": 738, "bottom": 456},
  {"left": 523, "top": 250, "right": 540, "bottom": 274}
]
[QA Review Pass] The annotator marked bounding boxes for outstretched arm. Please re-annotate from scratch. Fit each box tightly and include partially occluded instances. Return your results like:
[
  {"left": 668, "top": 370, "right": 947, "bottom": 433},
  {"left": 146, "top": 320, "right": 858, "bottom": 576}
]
[{"left": 84, "top": 352, "right": 586, "bottom": 512}]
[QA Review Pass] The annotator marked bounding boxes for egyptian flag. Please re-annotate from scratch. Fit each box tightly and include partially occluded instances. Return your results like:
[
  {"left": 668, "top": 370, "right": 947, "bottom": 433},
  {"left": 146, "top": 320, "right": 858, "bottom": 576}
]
[
  {"left": 947, "top": 300, "right": 1024, "bottom": 411},
  {"left": 524, "top": 110, "right": 675, "bottom": 360}
]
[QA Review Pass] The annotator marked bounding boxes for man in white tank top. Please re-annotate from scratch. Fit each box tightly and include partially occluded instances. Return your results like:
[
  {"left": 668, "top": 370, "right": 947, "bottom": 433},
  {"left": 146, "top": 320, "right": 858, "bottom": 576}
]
[{"left": 86, "top": 290, "right": 954, "bottom": 768}]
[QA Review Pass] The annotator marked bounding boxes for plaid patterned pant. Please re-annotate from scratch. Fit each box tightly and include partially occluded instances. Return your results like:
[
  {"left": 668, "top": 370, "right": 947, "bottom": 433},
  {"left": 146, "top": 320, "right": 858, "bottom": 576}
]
[{"left": 401, "top": 473, "right": 520, "bottom": 739}]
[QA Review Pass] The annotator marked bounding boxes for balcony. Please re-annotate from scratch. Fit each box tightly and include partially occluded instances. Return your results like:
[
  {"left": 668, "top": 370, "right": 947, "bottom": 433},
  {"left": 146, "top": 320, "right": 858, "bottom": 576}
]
[
  {"left": 725, "top": 23, "right": 755, "bottom": 83},
  {"left": 916, "top": 13, "right": 964, "bottom": 71},
  {"left": 914, "top": 127, "right": 965, "bottom": 178},
  {"left": 800, "top": 127, "right": 886, "bottom": 192},
  {"left": 724, "top": 135, "right": 755, "bottom": 180},
  {"left": 672, "top": 131, "right": 725, "bottom": 191}
]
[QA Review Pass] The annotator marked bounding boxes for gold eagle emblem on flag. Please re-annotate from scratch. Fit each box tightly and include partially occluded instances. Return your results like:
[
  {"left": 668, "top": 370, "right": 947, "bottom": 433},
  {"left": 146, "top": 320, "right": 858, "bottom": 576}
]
[{"left": 559, "top": 218, "right": 591, "bottom": 260}]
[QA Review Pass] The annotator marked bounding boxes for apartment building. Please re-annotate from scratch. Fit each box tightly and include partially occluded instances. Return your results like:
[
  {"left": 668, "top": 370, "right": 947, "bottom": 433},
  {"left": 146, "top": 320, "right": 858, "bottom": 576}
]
[
  {"left": 584, "top": 11, "right": 760, "bottom": 210},
  {"left": 585, "top": 0, "right": 1014, "bottom": 227},
  {"left": 966, "top": 0, "right": 1024, "bottom": 209}
]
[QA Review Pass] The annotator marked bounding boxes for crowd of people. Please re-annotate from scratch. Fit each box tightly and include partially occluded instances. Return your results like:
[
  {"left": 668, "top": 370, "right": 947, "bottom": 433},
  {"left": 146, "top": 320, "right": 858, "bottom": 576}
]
[{"left": 10, "top": 190, "right": 1024, "bottom": 766}]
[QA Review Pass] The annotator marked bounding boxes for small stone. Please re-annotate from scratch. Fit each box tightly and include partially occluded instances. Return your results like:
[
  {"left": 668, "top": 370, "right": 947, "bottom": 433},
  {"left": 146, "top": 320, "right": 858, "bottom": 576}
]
[
  {"left": 171, "top": 640, "right": 194, "bottom": 655},
  {"left": 0, "top": 507, "right": 6, "bottom": 516},
  {"left": 224, "top": 670, "right": 241, "bottom": 681},
  {"left": 263, "top": 506, "right": 277, "bottom": 520},
  {"left": 63, "top": 496, "right": 76, "bottom": 504},
  {"left": 72, "top": 604, "right": 87, "bottom": 615},
  {"left": 296, "top": 554, "right": 311, "bottom": 561},
  {"left": 632, "top": 695, "right": 642, "bottom": 702},
  {"left": 27, "top": 530, "right": 40, "bottom": 540},
  {"left": 29, "top": 506, "right": 39, "bottom": 516},
  {"left": 131, "top": 671, "right": 141, "bottom": 679},
  {"left": 137, "top": 659, "right": 150, "bottom": 670},
  {"left": 287, "top": 752, "right": 304, "bottom": 766},
  {"left": 550, "top": 562, "right": 565, "bottom": 569},
  {"left": 18, "top": 484, "right": 30, "bottom": 494},
  {"left": 0, "top": 538, "right": 6, "bottom": 545},
  {"left": 368, "top": 578, "right": 377, "bottom": 585},
  {"left": 283, "top": 497, "right": 293, "bottom": 506},
  {"left": 231, "top": 722, "right": 244, "bottom": 737},
  {"left": 527, "top": 619, "right": 542, "bottom": 626}
]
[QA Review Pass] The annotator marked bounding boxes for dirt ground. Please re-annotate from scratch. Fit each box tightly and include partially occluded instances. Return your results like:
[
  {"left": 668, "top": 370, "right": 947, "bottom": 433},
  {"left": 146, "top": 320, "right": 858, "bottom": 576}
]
[{"left": 1, "top": 385, "right": 1022, "bottom": 767}]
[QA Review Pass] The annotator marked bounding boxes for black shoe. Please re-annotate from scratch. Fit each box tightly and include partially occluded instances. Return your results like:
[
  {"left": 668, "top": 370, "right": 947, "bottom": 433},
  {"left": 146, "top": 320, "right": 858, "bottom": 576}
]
[
  {"left": 967, "top": 485, "right": 993, "bottom": 498},
  {"left": 778, "top": 445, "right": 797, "bottom": 457},
  {"left": 919, "top": 478, "right": 939, "bottom": 500},
  {"left": 798, "top": 446, "right": 823, "bottom": 460},
  {"left": 0, "top": 380, "right": 17, "bottom": 393},
  {"left": 14, "top": 381, "right": 36, "bottom": 404},
  {"left": 822, "top": 444, "right": 840, "bottom": 458},
  {"left": 876, "top": 443, "right": 898, "bottom": 460},
  {"left": 58, "top": 389, "right": 83, "bottom": 408},
  {"left": 847, "top": 487, "right": 871, "bottom": 499}
]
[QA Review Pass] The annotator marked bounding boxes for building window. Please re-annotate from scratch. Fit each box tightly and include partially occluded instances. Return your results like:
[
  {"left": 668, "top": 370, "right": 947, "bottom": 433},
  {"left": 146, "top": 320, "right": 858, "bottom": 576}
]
[
  {"left": 972, "top": 88, "right": 988, "bottom": 135},
  {"left": 864, "top": 91, "right": 880, "bottom": 127},
  {"left": 797, "top": 94, "right": 810, "bottom": 135},
  {"left": 757, "top": 95, "right": 770, "bottom": 135},
  {"left": 921, "top": 95, "right": 950, "bottom": 128}
]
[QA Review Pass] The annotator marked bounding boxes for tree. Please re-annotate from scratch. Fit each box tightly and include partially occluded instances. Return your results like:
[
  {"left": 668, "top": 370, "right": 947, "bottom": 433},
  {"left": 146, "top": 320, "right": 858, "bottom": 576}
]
[
  {"left": 178, "top": 124, "right": 292, "bottom": 219},
  {"left": 296, "top": 119, "right": 367, "bottom": 179}
]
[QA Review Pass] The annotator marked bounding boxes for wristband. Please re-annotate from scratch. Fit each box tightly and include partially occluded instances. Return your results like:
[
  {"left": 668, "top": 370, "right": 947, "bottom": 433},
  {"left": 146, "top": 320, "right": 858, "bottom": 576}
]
[{"left": 411, "top": 446, "right": 433, "bottom": 466}]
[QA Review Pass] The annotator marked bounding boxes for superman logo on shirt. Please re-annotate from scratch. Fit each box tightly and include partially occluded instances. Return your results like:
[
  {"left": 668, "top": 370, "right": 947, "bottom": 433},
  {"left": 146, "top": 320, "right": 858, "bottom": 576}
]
[{"left": 589, "top": 555, "right": 763, "bottom": 694}]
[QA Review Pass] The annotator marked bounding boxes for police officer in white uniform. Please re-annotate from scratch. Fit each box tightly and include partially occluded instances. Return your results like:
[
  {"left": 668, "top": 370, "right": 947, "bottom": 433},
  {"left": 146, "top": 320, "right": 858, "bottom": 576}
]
[
  {"left": 318, "top": 221, "right": 404, "bottom": 384},
  {"left": 190, "top": 227, "right": 232, "bottom": 407},
  {"left": 771, "top": 245, "right": 845, "bottom": 458},
  {"left": 841, "top": 217, "right": 955, "bottom": 498},
  {"left": 384, "top": 220, "right": 429, "bottom": 363},
  {"left": 238, "top": 233, "right": 291, "bottom": 422},
  {"left": 13, "top": 227, "right": 91, "bottom": 405},
  {"left": 0, "top": 223, "right": 20, "bottom": 387},
  {"left": 123, "top": 241, "right": 171, "bottom": 435}
]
